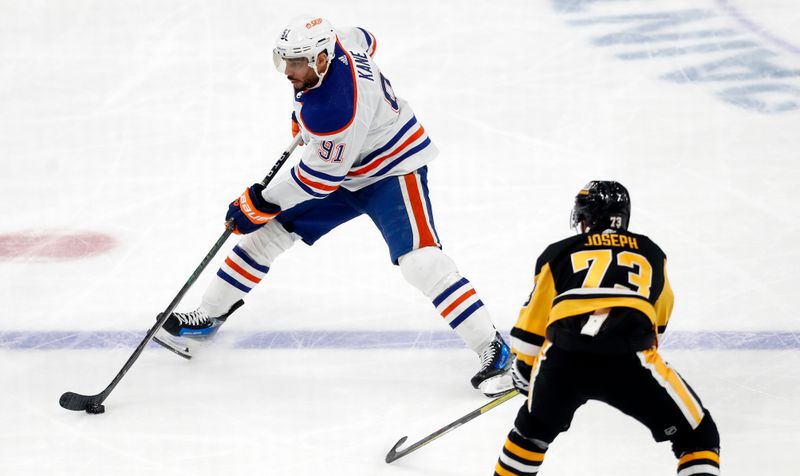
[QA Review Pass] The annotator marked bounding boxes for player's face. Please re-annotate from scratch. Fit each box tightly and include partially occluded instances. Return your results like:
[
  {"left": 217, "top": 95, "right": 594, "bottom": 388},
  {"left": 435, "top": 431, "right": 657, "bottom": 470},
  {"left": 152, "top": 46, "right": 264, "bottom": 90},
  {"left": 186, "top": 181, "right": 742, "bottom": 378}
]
[
  {"left": 280, "top": 52, "right": 329, "bottom": 92},
  {"left": 282, "top": 58, "right": 317, "bottom": 92}
]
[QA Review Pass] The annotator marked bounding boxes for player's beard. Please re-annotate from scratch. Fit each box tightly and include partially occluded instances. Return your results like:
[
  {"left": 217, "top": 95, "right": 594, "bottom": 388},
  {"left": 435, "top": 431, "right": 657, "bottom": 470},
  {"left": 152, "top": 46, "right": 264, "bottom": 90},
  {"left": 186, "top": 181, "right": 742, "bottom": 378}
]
[{"left": 289, "top": 72, "right": 319, "bottom": 93}]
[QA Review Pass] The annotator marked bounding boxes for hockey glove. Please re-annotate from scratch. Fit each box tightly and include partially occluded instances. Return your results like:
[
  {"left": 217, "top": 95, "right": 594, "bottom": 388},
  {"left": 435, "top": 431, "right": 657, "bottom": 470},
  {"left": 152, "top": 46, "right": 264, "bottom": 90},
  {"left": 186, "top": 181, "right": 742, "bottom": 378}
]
[
  {"left": 511, "top": 357, "right": 532, "bottom": 395},
  {"left": 226, "top": 183, "right": 281, "bottom": 235}
]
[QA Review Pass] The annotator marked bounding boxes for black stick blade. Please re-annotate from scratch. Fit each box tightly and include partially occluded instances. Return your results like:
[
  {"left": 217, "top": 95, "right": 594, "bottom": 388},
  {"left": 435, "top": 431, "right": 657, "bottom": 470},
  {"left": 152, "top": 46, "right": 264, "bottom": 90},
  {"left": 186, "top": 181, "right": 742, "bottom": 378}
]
[
  {"left": 385, "top": 436, "right": 408, "bottom": 463},
  {"left": 59, "top": 391, "right": 102, "bottom": 411}
]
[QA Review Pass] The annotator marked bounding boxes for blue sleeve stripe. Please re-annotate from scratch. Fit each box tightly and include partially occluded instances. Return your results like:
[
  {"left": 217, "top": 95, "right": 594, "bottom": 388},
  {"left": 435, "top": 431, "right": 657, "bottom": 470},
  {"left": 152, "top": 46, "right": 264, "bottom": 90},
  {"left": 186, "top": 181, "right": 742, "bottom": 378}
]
[
  {"left": 298, "top": 161, "right": 346, "bottom": 182},
  {"left": 360, "top": 116, "right": 418, "bottom": 166},
  {"left": 357, "top": 27, "right": 373, "bottom": 48},
  {"left": 291, "top": 167, "right": 329, "bottom": 198},
  {"left": 232, "top": 245, "right": 270, "bottom": 273},
  {"left": 432, "top": 277, "right": 470, "bottom": 307},
  {"left": 448, "top": 301, "right": 485, "bottom": 329},
  {"left": 217, "top": 269, "right": 253, "bottom": 293},
  {"left": 372, "top": 137, "right": 431, "bottom": 177}
]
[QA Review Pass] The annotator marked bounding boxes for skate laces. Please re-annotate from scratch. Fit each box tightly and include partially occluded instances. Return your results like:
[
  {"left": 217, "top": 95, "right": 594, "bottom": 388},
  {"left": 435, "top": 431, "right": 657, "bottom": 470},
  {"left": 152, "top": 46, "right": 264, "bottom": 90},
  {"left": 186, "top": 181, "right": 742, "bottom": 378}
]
[
  {"left": 478, "top": 334, "right": 510, "bottom": 371},
  {"left": 174, "top": 309, "right": 211, "bottom": 326},
  {"left": 479, "top": 338, "right": 499, "bottom": 369}
]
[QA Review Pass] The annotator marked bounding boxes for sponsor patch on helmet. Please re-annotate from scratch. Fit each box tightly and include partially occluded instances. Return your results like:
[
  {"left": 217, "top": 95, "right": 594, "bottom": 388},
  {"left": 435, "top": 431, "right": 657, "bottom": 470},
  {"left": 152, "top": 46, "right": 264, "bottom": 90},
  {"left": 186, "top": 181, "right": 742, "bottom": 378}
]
[{"left": 306, "top": 18, "right": 323, "bottom": 29}]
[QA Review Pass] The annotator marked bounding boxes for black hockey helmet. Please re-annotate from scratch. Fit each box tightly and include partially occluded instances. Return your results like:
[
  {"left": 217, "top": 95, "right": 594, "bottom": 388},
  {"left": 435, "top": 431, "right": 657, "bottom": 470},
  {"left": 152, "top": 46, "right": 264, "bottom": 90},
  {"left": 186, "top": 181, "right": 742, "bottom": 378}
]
[{"left": 570, "top": 181, "right": 631, "bottom": 233}]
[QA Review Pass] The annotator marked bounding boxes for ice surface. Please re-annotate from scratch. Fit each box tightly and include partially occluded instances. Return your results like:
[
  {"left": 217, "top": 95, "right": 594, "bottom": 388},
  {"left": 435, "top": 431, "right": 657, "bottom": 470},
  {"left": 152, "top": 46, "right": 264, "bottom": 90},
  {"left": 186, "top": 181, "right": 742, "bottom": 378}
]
[{"left": 1, "top": 0, "right": 798, "bottom": 474}]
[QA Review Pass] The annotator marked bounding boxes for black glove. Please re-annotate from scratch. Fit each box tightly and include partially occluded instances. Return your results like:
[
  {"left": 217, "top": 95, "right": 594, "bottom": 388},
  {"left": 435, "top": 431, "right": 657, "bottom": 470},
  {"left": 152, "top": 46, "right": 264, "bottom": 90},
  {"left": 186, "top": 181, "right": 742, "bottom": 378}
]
[
  {"left": 511, "top": 357, "right": 532, "bottom": 394},
  {"left": 226, "top": 183, "right": 281, "bottom": 234}
]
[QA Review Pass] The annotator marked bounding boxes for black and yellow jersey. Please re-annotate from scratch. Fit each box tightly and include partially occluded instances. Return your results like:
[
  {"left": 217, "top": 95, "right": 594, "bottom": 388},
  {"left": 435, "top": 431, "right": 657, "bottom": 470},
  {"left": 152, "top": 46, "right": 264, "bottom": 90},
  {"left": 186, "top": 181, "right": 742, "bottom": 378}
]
[{"left": 511, "top": 230, "right": 673, "bottom": 365}]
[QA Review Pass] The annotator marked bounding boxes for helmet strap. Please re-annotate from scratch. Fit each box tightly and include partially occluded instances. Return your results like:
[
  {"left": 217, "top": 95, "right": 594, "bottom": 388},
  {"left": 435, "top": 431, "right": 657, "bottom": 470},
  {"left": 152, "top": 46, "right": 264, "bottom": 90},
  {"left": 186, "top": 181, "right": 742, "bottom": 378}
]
[{"left": 308, "top": 49, "right": 333, "bottom": 90}]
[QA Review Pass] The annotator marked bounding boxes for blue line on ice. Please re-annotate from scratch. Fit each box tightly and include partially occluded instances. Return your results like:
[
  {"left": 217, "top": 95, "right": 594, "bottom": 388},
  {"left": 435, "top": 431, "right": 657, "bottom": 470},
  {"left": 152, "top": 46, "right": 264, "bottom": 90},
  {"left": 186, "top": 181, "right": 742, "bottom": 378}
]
[{"left": 1, "top": 330, "right": 798, "bottom": 350}]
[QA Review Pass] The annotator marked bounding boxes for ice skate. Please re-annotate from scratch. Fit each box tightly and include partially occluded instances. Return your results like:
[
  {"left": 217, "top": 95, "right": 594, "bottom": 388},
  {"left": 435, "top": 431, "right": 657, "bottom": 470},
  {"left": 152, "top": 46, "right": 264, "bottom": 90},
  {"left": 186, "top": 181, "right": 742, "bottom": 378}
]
[
  {"left": 471, "top": 332, "right": 513, "bottom": 397},
  {"left": 153, "top": 300, "right": 244, "bottom": 359}
]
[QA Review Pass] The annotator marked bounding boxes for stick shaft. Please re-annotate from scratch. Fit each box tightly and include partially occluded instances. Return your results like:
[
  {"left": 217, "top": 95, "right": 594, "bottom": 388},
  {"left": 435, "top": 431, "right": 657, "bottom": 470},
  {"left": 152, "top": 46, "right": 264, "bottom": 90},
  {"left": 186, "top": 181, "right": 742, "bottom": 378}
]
[
  {"left": 386, "top": 389, "right": 519, "bottom": 463},
  {"left": 59, "top": 134, "right": 302, "bottom": 410}
]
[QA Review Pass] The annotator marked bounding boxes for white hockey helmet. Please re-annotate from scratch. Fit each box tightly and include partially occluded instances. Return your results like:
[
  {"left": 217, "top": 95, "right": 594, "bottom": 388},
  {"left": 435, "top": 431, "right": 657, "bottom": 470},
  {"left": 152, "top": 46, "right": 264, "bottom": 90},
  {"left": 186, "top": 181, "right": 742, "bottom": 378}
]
[{"left": 273, "top": 16, "right": 336, "bottom": 77}]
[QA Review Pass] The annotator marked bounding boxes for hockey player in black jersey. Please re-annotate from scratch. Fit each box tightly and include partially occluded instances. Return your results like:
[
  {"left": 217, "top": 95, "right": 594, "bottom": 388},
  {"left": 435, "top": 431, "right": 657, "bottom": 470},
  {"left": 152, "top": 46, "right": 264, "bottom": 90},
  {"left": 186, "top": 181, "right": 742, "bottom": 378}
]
[{"left": 494, "top": 181, "right": 720, "bottom": 476}]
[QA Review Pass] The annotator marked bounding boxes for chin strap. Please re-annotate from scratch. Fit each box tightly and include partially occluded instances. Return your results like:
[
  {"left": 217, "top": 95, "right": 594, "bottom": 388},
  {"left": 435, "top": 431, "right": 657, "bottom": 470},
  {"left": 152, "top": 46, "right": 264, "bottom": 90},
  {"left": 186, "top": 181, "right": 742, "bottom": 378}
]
[{"left": 307, "top": 47, "right": 335, "bottom": 90}]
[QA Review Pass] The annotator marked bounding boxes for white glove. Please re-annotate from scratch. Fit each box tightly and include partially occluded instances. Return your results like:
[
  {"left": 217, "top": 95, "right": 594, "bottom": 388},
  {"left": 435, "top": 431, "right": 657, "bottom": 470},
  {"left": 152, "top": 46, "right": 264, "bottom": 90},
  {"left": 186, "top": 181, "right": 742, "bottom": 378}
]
[{"left": 511, "top": 357, "right": 532, "bottom": 394}]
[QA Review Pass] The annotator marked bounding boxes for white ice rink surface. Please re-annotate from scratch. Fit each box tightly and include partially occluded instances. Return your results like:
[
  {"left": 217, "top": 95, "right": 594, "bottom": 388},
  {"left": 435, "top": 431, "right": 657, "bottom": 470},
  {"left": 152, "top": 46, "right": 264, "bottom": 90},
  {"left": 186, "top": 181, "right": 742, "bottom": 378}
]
[{"left": 1, "top": 0, "right": 799, "bottom": 474}]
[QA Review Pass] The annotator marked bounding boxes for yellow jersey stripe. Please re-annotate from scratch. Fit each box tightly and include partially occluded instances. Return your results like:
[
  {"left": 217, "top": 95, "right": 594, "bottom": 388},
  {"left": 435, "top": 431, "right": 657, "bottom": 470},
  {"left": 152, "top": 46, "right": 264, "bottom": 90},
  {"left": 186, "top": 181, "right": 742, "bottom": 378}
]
[
  {"left": 516, "top": 263, "right": 555, "bottom": 337},
  {"left": 550, "top": 295, "right": 657, "bottom": 327},
  {"left": 640, "top": 349, "right": 704, "bottom": 426}
]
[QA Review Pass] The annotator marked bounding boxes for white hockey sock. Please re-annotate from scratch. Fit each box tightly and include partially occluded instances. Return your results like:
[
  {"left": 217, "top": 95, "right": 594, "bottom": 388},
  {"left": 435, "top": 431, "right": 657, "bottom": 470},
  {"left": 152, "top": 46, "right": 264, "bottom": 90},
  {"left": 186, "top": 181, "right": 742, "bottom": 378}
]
[
  {"left": 399, "top": 247, "right": 495, "bottom": 352},
  {"left": 200, "top": 221, "right": 297, "bottom": 317},
  {"left": 430, "top": 276, "right": 495, "bottom": 351},
  {"left": 202, "top": 244, "right": 270, "bottom": 317}
]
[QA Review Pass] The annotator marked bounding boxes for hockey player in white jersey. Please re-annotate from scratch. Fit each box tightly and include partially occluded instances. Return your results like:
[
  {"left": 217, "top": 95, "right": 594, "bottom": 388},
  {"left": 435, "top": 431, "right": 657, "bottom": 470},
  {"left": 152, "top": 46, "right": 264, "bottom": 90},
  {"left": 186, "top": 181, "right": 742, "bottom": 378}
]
[{"left": 154, "top": 16, "right": 512, "bottom": 396}]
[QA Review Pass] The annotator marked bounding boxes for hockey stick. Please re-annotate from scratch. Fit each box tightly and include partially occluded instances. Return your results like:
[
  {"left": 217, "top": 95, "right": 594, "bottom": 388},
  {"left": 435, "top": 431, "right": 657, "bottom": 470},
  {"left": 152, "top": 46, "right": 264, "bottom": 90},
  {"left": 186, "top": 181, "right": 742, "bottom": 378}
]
[
  {"left": 385, "top": 388, "right": 520, "bottom": 463},
  {"left": 59, "top": 134, "right": 303, "bottom": 414}
]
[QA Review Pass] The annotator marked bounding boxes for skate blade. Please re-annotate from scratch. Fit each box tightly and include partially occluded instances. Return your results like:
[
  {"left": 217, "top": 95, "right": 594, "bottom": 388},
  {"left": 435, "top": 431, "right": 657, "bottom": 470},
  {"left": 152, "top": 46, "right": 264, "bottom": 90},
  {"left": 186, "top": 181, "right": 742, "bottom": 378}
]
[
  {"left": 153, "top": 329, "right": 192, "bottom": 359},
  {"left": 478, "top": 371, "right": 514, "bottom": 398}
]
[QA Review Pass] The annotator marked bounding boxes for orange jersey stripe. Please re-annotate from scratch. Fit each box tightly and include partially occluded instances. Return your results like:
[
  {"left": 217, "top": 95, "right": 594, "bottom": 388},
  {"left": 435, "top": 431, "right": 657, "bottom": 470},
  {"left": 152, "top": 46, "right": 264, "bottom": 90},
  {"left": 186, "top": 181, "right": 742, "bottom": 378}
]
[
  {"left": 296, "top": 167, "right": 340, "bottom": 192},
  {"left": 367, "top": 32, "right": 378, "bottom": 56},
  {"left": 348, "top": 126, "right": 426, "bottom": 177},
  {"left": 402, "top": 172, "right": 436, "bottom": 247},
  {"left": 224, "top": 257, "right": 262, "bottom": 284},
  {"left": 369, "top": 34, "right": 378, "bottom": 57},
  {"left": 441, "top": 289, "right": 476, "bottom": 318}
]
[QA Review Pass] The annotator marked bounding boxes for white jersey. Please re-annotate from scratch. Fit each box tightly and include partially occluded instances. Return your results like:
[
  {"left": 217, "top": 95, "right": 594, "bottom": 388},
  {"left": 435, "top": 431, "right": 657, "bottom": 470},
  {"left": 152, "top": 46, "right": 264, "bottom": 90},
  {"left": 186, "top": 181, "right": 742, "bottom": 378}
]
[{"left": 264, "top": 27, "right": 438, "bottom": 210}]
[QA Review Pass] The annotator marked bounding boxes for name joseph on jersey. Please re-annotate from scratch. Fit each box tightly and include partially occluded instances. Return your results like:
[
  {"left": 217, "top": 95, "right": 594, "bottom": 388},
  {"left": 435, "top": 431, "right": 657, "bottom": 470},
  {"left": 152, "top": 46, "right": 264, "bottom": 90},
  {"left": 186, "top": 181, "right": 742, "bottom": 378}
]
[{"left": 584, "top": 233, "right": 639, "bottom": 249}]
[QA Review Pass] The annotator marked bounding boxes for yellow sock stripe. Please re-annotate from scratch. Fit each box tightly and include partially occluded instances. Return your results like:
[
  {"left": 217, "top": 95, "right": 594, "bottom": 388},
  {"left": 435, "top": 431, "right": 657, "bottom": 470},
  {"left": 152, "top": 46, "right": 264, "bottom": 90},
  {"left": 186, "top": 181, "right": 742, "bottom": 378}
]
[
  {"left": 504, "top": 438, "right": 545, "bottom": 462},
  {"left": 679, "top": 450, "right": 720, "bottom": 465},
  {"left": 495, "top": 462, "right": 519, "bottom": 476}
]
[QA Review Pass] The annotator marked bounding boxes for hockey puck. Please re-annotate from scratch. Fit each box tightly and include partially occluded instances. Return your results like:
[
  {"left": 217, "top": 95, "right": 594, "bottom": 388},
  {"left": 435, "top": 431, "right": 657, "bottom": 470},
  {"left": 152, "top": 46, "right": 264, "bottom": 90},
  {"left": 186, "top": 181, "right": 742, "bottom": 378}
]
[{"left": 85, "top": 404, "right": 105, "bottom": 414}]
